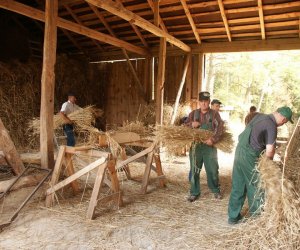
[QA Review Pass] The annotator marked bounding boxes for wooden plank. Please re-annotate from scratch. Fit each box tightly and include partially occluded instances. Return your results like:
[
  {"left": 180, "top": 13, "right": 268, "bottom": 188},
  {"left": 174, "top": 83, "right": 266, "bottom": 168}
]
[
  {"left": 86, "top": 162, "right": 107, "bottom": 219},
  {"left": 217, "top": 0, "right": 231, "bottom": 42},
  {"left": 85, "top": 0, "right": 191, "bottom": 52},
  {"left": 121, "top": 147, "right": 131, "bottom": 180},
  {"left": 197, "top": 53, "right": 204, "bottom": 96},
  {"left": 107, "top": 158, "right": 123, "bottom": 207},
  {"left": 180, "top": 0, "right": 201, "bottom": 44},
  {"left": 65, "top": 153, "right": 80, "bottom": 194},
  {"left": 170, "top": 53, "right": 191, "bottom": 124},
  {"left": 156, "top": 37, "right": 167, "bottom": 124},
  {"left": 45, "top": 146, "right": 66, "bottom": 207},
  {"left": 40, "top": 0, "right": 57, "bottom": 170},
  {"left": 0, "top": 0, "right": 149, "bottom": 56},
  {"left": 185, "top": 53, "right": 192, "bottom": 102},
  {"left": 258, "top": 0, "right": 266, "bottom": 40},
  {"left": 141, "top": 150, "right": 154, "bottom": 194},
  {"left": 153, "top": 153, "right": 166, "bottom": 188},
  {"left": 0, "top": 118, "right": 24, "bottom": 175},
  {"left": 46, "top": 157, "right": 106, "bottom": 195},
  {"left": 116, "top": 143, "right": 155, "bottom": 169}
]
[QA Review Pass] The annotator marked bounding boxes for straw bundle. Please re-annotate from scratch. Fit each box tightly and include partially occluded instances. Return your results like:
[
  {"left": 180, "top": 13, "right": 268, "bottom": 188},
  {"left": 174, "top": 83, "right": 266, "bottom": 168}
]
[
  {"left": 155, "top": 125, "right": 234, "bottom": 153},
  {"left": 28, "top": 105, "right": 103, "bottom": 136},
  {"left": 117, "top": 121, "right": 152, "bottom": 137}
]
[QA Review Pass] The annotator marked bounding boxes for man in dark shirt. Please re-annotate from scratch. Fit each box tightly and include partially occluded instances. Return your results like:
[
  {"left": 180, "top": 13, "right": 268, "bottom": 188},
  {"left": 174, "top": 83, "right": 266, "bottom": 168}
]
[
  {"left": 185, "top": 91, "right": 224, "bottom": 202},
  {"left": 245, "top": 105, "right": 258, "bottom": 125},
  {"left": 228, "top": 106, "right": 293, "bottom": 224}
]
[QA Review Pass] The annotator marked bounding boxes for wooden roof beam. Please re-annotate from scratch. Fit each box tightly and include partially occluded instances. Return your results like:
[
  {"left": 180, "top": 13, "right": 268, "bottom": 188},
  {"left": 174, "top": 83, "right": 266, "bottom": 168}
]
[
  {"left": 85, "top": 0, "right": 190, "bottom": 52},
  {"left": 0, "top": 0, "right": 149, "bottom": 56},
  {"left": 258, "top": 0, "right": 266, "bottom": 40},
  {"left": 217, "top": 0, "right": 231, "bottom": 42},
  {"left": 147, "top": 0, "right": 168, "bottom": 33},
  {"left": 180, "top": 0, "right": 201, "bottom": 44}
]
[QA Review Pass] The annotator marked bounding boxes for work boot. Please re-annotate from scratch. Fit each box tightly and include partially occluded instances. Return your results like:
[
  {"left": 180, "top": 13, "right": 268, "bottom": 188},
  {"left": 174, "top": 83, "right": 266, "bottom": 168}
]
[
  {"left": 214, "top": 192, "right": 222, "bottom": 200},
  {"left": 228, "top": 214, "right": 243, "bottom": 225},
  {"left": 187, "top": 195, "right": 199, "bottom": 202}
]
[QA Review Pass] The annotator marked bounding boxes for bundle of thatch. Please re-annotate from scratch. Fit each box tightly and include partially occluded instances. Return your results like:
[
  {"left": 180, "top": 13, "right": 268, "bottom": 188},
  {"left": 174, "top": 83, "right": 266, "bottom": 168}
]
[
  {"left": 116, "top": 121, "right": 154, "bottom": 139},
  {"left": 28, "top": 105, "right": 103, "bottom": 136},
  {"left": 219, "top": 156, "right": 300, "bottom": 249},
  {"left": 155, "top": 125, "right": 234, "bottom": 153}
]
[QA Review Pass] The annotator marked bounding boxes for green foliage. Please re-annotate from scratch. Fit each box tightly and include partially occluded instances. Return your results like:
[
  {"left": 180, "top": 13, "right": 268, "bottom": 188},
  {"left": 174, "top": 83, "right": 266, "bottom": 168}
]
[{"left": 208, "top": 51, "right": 300, "bottom": 121}]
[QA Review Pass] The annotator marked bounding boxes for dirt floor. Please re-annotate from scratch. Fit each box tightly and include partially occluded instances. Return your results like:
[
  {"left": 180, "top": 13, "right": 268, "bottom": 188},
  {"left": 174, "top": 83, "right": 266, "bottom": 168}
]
[{"left": 0, "top": 149, "right": 246, "bottom": 250}]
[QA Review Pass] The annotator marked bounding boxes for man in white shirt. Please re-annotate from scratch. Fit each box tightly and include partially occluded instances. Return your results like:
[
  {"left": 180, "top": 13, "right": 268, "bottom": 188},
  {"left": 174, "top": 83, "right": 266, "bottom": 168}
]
[{"left": 60, "top": 93, "right": 81, "bottom": 146}]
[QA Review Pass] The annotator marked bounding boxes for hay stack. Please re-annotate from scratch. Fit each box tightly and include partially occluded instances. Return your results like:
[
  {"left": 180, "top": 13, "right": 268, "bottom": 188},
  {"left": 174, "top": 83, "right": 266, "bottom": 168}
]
[{"left": 155, "top": 125, "right": 234, "bottom": 153}]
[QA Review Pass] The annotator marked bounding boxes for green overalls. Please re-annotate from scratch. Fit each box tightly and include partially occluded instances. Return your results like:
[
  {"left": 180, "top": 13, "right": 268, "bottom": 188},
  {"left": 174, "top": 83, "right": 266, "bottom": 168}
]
[
  {"left": 228, "top": 114, "right": 267, "bottom": 223},
  {"left": 189, "top": 110, "right": 220, "bottom": 196}
]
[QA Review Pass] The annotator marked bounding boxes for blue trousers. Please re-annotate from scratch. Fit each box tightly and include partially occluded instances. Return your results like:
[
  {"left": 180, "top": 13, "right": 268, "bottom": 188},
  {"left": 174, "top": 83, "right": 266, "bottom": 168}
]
[{"left": 63, "top": 124, "right": 75, "bottom": 146}]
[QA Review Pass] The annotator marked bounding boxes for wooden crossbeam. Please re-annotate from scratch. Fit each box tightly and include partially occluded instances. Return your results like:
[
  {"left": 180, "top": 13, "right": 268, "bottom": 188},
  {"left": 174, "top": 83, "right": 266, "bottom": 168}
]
[
  {"left": 0, "top": 0, "right": 149, "bottom": 56},
  {"left": 147, "top": 0, "right": 168, "bottom": 33},
  {"left": 258, "top": 0, "right": 266, "bottom": 40},
  {"left": 85, "top": 0, "right": 191, "bottom": 52},
  {"left": 217, "top": 0, "right": 231, "bottom": 42},
  {"left": 180, "top": 0, "right": 201, "bottom": 44}
]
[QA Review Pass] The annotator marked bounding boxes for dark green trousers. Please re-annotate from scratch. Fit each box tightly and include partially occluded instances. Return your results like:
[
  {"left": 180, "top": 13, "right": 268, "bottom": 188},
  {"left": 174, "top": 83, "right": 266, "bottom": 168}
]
[
  {"left": 228, "top": 145, "right": 263, "bottom": 222},
  {"left": 189, "top": 143, "right": 220, "bottom": 196}
]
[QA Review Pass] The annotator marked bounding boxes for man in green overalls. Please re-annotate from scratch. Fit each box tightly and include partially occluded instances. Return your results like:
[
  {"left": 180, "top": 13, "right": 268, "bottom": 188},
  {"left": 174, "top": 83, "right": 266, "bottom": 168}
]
[
  {"left": 186, "top": 91, "right": 224, "bottom": 202},
  {"left": 228, "top": 106, "right": 293, "bottom": 224}
]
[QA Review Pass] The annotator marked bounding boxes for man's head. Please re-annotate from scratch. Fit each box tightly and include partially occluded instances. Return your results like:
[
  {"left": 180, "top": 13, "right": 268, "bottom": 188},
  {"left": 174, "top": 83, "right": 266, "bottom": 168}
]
[
  {"left": 211, "top": 99, "right": 222, "bottom": 112},
  {"left": 250, "top": 106, "right": 257, "bottom": 113},
  {"left": 274, "top": 106, "right": 293, "bottom": 126},
  {"left": 68, "top": 92, "right": 76, "bottom": 103},
  {"left": 198, "top": 91, "right": 210, "bottom": 112}
]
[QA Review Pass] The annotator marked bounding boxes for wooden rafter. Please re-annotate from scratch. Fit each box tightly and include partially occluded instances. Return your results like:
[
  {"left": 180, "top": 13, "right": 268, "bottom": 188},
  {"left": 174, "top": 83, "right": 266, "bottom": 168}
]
[
  {"left": 85, "top": 0, "right": 190, "bottom": 52},
  {"left": 258, "top": 0, "right": 266, "bottom": 40},
  {"left": 217, "top": 0, "right": 231, "bottom": 42},
  {"left": 63, "top": 4, "right": 103, "bottom": 51},
  {"left": 180, "top": 0, "right": 201, "bottom": 44},
  {"left": 0, "top": 0, "right": 149, "bottom": 56},
  {"left": 147, "top": 0, "right": 168, "bottom": 33}
]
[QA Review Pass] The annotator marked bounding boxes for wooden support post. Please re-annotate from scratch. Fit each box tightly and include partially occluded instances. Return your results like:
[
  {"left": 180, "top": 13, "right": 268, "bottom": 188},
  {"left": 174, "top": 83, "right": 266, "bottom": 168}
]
[
  {"left": 144, "top": 57, "right": 151, "bottom": 102},
  {"left": 86, "top": 162, "right": 107, "bottom": 220},
  {"left": 197, "top": 53, "right": 205, "bottom": 95},
  {"left": 0, "top": 118, "right": 24, "bottom": 175},
  {"left": 65, "top": 153, "right": 80, "bottom": 194},
  {"left": 40, "top": 0, "right": 58, "bottom": 170},
  {"left": 120, "top": 147, "right": 131, "bottom": 180},
  {"left": 155, "top": 39, "right": 167, "bottom": 124},
  {"left": 153, "top": 153, "right": 166, "bottom": 188},
  {"left": 170, "top": 53, "right": 191, "bottom": 125},
  {"left": 141, "top": 150, "right": 155, "bottom": 194},
  {"left": 45, "top": 145, "right": 65, "bottom": 207},
  {"left": 185, "top": 54, "right": 192, "bottom": 102},
  {"left": 107, "top": 158, "right": 123, "bottom": 207}
]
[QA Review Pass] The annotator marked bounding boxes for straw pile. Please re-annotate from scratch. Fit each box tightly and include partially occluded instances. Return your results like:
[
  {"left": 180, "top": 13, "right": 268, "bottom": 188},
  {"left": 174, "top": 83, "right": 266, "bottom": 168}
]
[
  {"left": 28, "top": 106, "right": 103, "bottom": 136},
  {"left": 117, "top": 121, "right": 153, "bottom": 137},
  {"left": 155, "top": 125, "right": 234, "bottom": 153}
]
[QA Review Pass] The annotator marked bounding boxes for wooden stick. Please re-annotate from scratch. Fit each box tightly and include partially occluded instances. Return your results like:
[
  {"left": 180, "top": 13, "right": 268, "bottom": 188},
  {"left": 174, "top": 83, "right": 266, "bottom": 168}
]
[
  {"left": 46, "top": 157, "right": 106, "bottom": 195},
  {"left": 107, "top": 158, "right": 123, "bottom": 207},
  {"left": 65, "top": 153, "right": 80, "bottom": 194},
  {"left": 141, "top": 150, "right": 155, "bottom": 194},
  {"left": 170, "top": 53, "right": 191, "bottom": 125},
  {"left": 121, "top": 147, "right": 131, "bottom": 180},
  {"left": 153, "top": 153, "right": 166, "bottom": 188}
]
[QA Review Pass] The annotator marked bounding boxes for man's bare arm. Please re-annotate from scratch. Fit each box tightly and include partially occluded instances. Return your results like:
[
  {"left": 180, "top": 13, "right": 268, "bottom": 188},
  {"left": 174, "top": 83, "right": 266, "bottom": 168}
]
[
  {"left": 265, "top": 144, "right": 275, "bottom": 159},
  {"left": 60, "top": 112, "right": 73, "bottom": 124}
]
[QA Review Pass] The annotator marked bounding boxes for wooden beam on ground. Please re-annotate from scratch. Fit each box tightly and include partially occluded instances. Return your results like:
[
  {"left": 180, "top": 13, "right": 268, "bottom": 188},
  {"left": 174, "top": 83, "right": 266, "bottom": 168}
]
[
  {"left": 170, "top": 53, "right": 191, "bottom": 125},
  {"left": 0, "top": 118, "right": 24, "bottom": 175},
  {"left": 217, "top": 0, "right": 231, "bottom": 42},
  {"left": 180, "top": 0, "right": 201, "bottom": 44},
  {"left": 40, "top": 0, "right": 57, "bottom": 170},
  {"left": 85, "top": 0, "right": 191, "bottom": 52},
  {"left": 258, "top": 0, "right": 266, "bottom": 40},
  {"left": 156, "top": 38, "right": 167, "bottom": 124},
  {"left": 0, "top": 0, "right": 149, "bottom": 56}
]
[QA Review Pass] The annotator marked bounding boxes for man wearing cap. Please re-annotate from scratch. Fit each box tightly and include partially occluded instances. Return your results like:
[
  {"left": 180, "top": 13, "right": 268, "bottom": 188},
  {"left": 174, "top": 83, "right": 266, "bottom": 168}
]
[
  {"left": 211, "top": 99, "right": 222, "bottom": 112},
  {"left": 228, "top": 106, "right": 293, "bottom": 224},
  {"left": 186, "top": 91, "right": 224, "bottom": 202},
  {"left": 60, "top": 93, "right": 81, "bottom": 146}
]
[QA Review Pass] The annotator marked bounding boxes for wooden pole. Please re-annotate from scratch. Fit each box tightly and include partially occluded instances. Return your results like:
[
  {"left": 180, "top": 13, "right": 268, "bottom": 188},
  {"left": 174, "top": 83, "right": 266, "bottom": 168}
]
[
  {"left": 197, "top": 53, "right": 205, "bottom": 95},
  {"left": 0, "top": 118, "right": 24, "bottom": 175},
  {"left": 170, "top": 53, "right": 191, "bottom": 125},
  {"left": 40, "top": 0, "right": 58, "bottom": 169}
]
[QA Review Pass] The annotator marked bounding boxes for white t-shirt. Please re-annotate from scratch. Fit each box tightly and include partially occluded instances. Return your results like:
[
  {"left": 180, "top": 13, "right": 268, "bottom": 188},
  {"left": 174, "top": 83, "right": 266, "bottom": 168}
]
[{"left": 60, "top": 101, "right": 81, "bottom": 115}]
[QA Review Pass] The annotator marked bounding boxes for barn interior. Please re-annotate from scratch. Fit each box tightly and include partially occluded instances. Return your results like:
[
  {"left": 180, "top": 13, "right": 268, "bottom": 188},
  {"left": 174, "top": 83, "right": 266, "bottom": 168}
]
[{"left": 0, "top": 0, "right": 300, "bottom": 249}]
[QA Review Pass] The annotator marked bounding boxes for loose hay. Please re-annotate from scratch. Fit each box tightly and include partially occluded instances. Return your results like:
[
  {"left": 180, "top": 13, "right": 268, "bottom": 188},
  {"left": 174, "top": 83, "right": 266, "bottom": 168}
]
[{"left": 155, "top": 125, "right": 234, "bottom": 153}]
